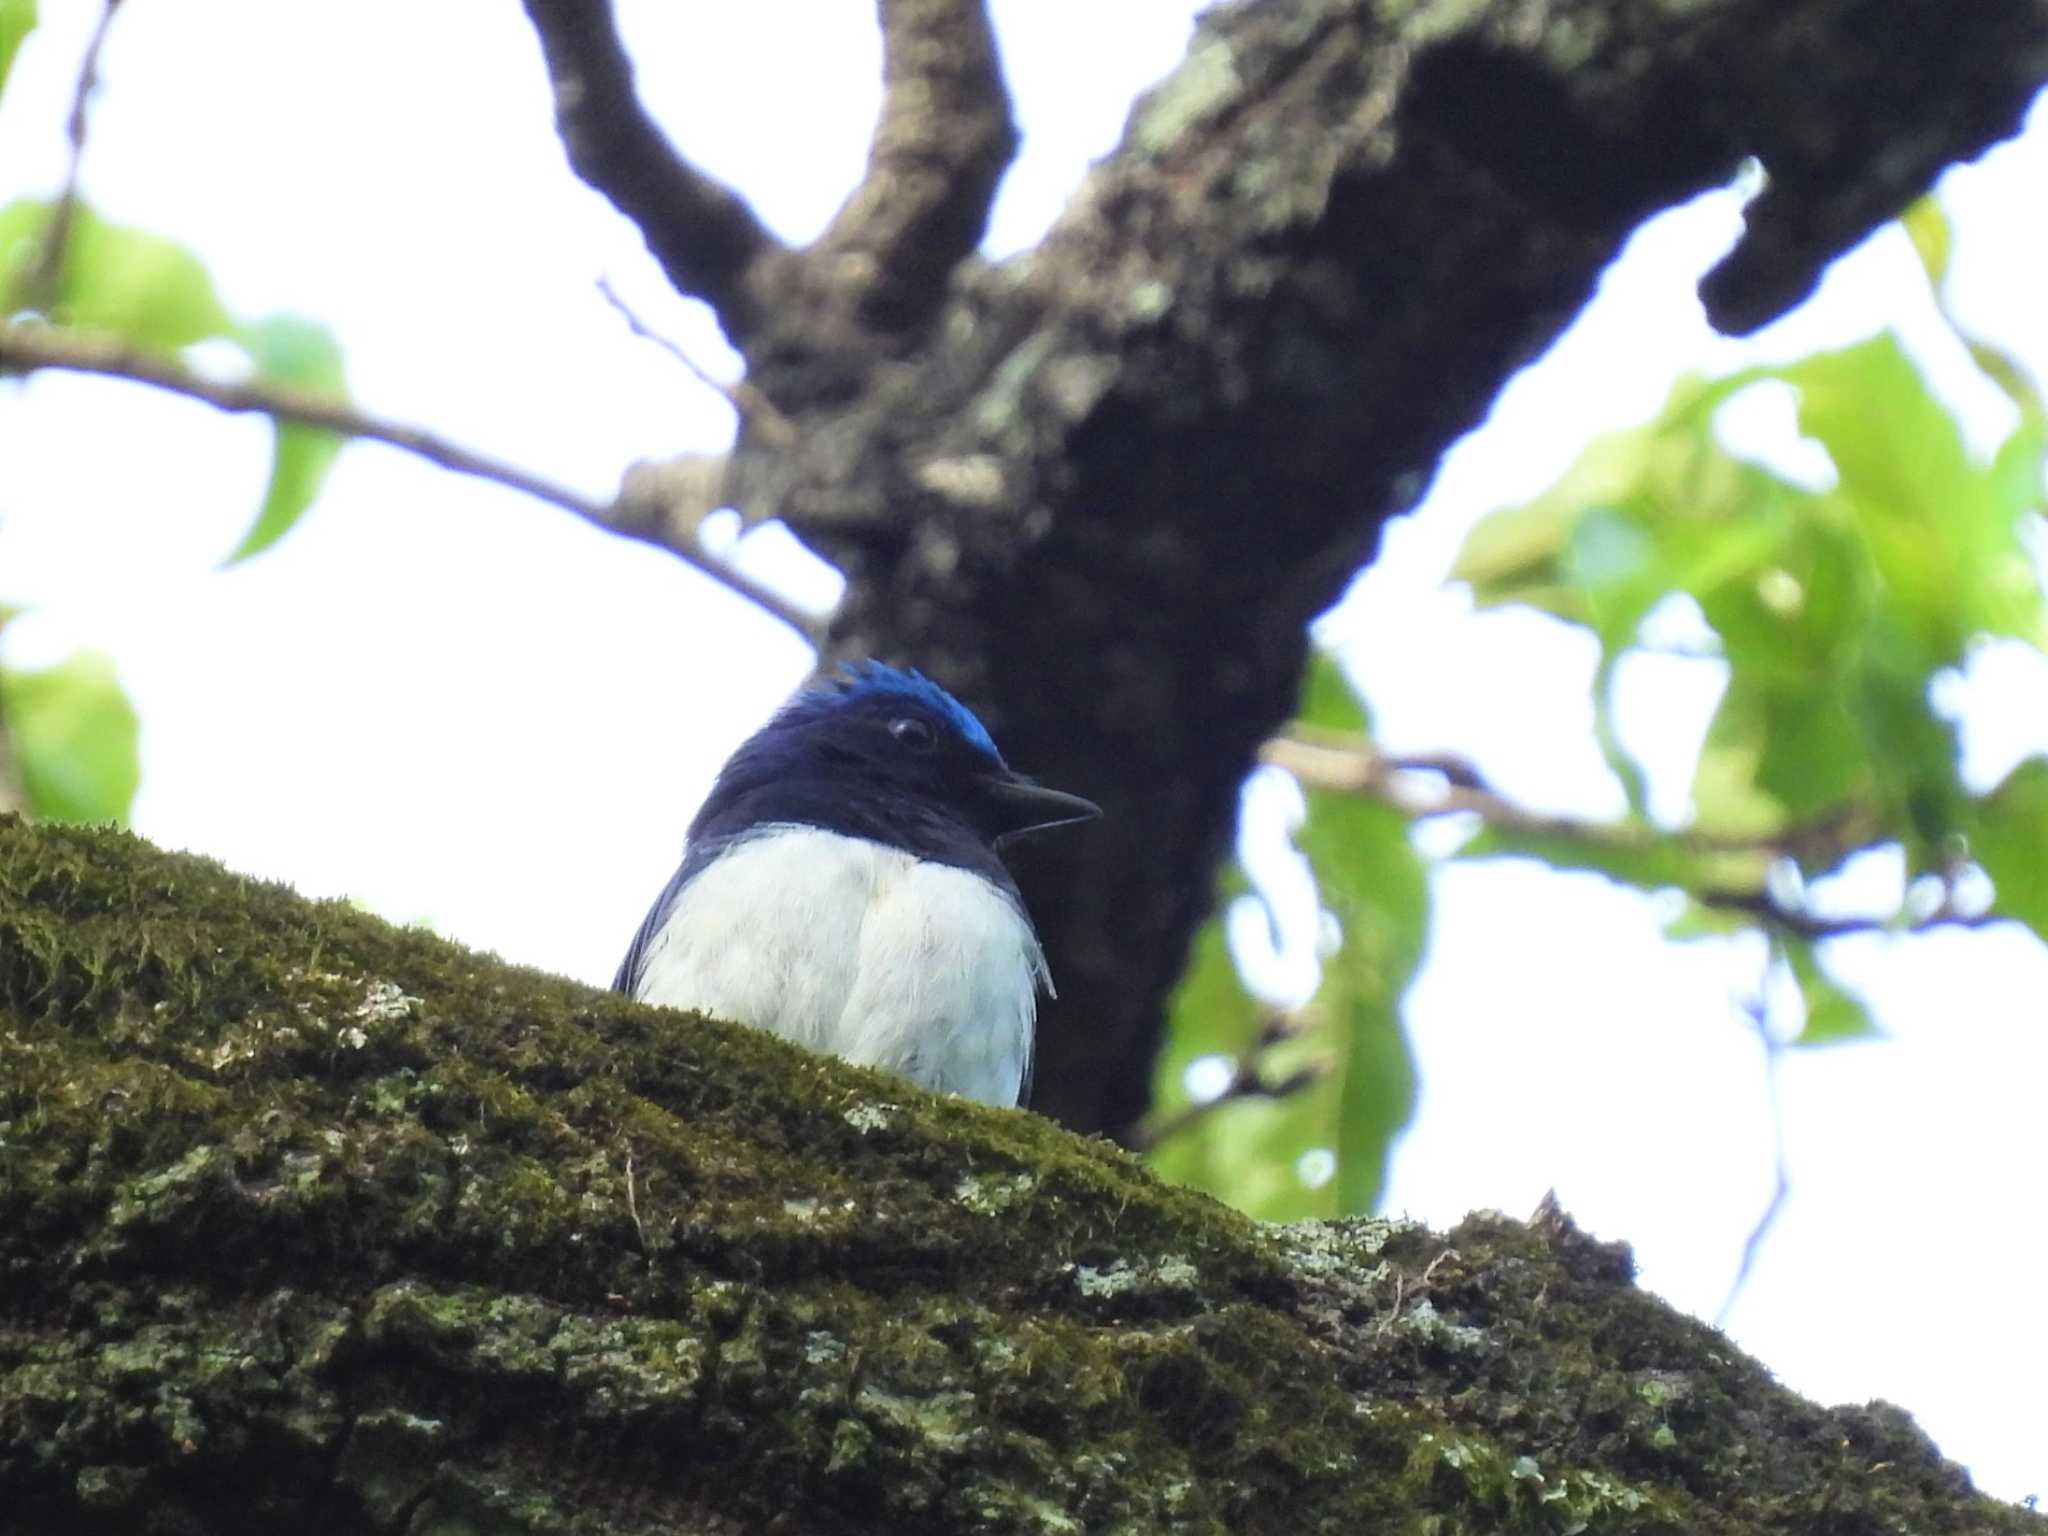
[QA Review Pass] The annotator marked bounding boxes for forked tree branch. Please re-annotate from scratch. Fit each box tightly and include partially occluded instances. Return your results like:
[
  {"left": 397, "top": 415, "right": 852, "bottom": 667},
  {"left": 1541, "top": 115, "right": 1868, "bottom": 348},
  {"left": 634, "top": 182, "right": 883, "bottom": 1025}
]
[
  {"left": 816, "top": 0, "right": 1018, "bottom": 333},
  {"left": 0, "top": 324, "right": 824, "bottom": 645},
  {"left": 520, "top": 0, "right": 783, "bottom": 342}
]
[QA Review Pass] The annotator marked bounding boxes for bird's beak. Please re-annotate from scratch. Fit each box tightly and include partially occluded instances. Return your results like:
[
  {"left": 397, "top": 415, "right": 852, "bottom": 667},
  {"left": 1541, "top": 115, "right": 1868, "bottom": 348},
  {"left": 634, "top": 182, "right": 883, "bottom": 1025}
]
[{"left": 984, "top": 774, "right": 1102, "bottom": 842}]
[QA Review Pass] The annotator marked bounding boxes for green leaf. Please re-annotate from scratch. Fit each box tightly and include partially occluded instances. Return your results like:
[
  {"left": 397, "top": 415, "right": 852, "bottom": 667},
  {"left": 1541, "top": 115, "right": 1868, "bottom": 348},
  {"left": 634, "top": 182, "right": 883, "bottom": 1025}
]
[
  {"left": 0, "top": 0, "right": 34, "bottom": 99},
  {"left": 1780, "top": 937, "right": 1881, "bottom": 1048},
  {"left": 1901, "top": 198, "right": 1952, "bottom": 294},
  {"left": 1145, "top": 893, "right": 1311, "bottom": 1217},
  {"left": 1, "top": 649, "right": 140, "bottom": 823},
  {"left": 226, "top": 313, "right": 348, "bottom": 562},
  {"left": 1973, "top": 756, "right": 2048, "bottom": 943},
  {"left": 0, "top": 198, "right": 233, "bottom": 349},
  {"left": 1789, "top": 335, "right": 2042, "bottom": 659},
  {"left": 1297, "top": 790, "right": 1426, "bottom": 1214},
  {"left": 1298, "top": 648, "right": 1369, "bottom": 735}
]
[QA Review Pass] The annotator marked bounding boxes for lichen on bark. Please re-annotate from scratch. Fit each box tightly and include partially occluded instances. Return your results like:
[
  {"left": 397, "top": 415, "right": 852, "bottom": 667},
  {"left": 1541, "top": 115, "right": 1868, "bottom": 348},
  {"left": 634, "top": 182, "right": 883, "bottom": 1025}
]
[{"left": 0, "top": 816, "right": 2036, "bottom": 1533}]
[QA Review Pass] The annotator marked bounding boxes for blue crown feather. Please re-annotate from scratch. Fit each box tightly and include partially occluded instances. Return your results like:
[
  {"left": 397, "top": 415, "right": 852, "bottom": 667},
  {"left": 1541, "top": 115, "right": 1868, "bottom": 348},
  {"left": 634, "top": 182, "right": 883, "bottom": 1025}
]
[{"left": 815, "top": 660, "right": 1001, "bottom": 759}]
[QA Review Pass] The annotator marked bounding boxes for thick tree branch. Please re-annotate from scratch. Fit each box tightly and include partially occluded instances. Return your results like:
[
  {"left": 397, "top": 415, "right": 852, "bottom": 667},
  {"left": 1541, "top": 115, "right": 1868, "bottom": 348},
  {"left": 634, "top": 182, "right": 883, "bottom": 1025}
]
[
  {"left": 0, "top": 324, "right": 823, "bottom": 644},
  {"left": 511, "top": 0, "right": 2048, "bottom": 1138},
  {"left": 520, "top": 0, "right": 783, "bottom": 342},
  {"left": 815, "top": 0, "right": 1018, "bottom": 335},
  {"left": 2, "top": 817, "right": 2035, "bottom": 1533}
]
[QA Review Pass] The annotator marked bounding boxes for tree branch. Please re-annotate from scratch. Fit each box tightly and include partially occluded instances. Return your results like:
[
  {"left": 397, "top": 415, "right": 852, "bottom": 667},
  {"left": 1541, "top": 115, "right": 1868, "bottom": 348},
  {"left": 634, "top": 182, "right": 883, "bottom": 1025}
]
[
  {"left": 1266, "top": 732, "right": 2012, "bottom": 942},
  {"left": 1261, "top": 733, "right": 1785, "bottom": 856},
  {"left": 815, "top": 0, "right": 1018, "bottom": 334},
  {"left": 520, "top": 0, "right": 783, "bottom": 342},
  {"left": 0, "top": 323, "right": 824, "bottom": 645},
  {"left": 1695, "top": 886, "right": 2001, "bottom": 940}
]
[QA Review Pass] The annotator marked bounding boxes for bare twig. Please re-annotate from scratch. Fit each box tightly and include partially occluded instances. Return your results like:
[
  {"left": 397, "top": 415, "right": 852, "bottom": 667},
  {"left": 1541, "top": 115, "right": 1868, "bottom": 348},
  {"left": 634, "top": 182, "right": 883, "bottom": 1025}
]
[
  {"left": 1717, "top": 990, "right": 1790, "bottom": 1326},
  {"left": 596, "top": 278, "right": 795, "bottom": 447},
  {"left": 1265, "top": 731, "right": 2000, "bottom": 941},
  {"left": 1126, "top": 1022, "right": 1327, "bottom": 1153},
  {"left": 521, "top": 0, "right": 781, "bottom": 340},
  {"left": 1261, "top": 733, "right": 1786, "bottom": 856},
  {"left": 0, "top": 322, "right": 825, "bottom": 645},
  {"left": 1694, "top": 886, "right": 1999, "bottom": 940},
  {"left": 14, "top": 0, "right": 123, "bottom": 312},
  {"left": 816, "top": 0, "right": 1018, "bottom": 331}
]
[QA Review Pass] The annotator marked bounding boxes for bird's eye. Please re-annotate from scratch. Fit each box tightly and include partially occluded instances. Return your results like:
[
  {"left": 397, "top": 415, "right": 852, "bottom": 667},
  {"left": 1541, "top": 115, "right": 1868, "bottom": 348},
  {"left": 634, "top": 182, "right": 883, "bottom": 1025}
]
[{"left": 888, "top": 716, "right": 937, "bottom": 751}]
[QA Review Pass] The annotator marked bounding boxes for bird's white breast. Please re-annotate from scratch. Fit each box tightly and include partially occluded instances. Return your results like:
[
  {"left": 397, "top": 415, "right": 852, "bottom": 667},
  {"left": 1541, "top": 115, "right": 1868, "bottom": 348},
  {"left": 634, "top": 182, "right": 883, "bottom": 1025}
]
[{"left": 631, "top": 826, "right": 1047, "bottom": 1106}]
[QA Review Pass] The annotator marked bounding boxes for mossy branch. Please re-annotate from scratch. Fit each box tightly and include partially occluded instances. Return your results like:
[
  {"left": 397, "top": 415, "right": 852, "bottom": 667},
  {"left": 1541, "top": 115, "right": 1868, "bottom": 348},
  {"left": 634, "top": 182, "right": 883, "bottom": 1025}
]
[{"left": 0, "top": 817, "right": 2032, "bottom": 1533}]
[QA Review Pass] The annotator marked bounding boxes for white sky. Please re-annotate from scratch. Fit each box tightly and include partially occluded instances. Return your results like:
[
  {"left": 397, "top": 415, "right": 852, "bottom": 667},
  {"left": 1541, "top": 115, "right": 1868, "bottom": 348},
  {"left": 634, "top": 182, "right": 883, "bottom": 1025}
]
[{"left": 1, "top": 0, "right": 2043, "bottom": 1502}]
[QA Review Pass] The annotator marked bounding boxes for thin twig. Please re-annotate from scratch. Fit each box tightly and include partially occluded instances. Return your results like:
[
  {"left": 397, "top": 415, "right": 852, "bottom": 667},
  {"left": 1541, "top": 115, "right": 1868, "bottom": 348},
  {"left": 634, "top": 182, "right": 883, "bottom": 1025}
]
[
  {"left": 1263, "top": 732, "right": 1980, "bottom": 939},
  {"left": 1127, "top": 1024, "right": 1327, "bottom": 1153},
  {"left": 1695, "top": 886, "right": 1999, "bottom": 940},
  {"left": 15, "top": 0, "right": 123, "bottom": 311},
  {"left": 596, "top": 278, "right": 794, "bottom": 446},
  {"left": 1269, "top": 731, "right": 2014, "bottom": 939},
  {"left": 1717, "top": 989, "right": 1790, "bottom": 1327},
  {"left": 1261, "top": 733, "right": 1794, "bottom": 855},
  {"left": 0, "top": 322, "right": 825, "bottom": 645}
]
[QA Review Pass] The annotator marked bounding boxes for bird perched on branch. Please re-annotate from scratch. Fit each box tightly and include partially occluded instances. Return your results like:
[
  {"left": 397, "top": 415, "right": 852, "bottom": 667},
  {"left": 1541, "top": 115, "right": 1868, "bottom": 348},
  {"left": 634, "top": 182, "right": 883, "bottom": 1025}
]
[{"left": 615, "top": 662, "right": 1100, "bottom": 1107}]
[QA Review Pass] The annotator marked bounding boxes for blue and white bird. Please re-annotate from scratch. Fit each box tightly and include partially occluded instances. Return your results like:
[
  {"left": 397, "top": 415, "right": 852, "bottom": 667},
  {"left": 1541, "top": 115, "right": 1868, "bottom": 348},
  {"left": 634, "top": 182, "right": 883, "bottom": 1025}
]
[{"left": 615, "top": 663, "right": 1099, "bottom": 1107}]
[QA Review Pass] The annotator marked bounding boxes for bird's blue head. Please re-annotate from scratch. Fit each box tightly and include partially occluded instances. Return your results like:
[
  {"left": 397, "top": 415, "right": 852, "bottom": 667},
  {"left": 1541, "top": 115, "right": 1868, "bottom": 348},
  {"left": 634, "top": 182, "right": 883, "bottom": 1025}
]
[{"left": 689, "top": 662, "right": 1099, "bottom": 880}]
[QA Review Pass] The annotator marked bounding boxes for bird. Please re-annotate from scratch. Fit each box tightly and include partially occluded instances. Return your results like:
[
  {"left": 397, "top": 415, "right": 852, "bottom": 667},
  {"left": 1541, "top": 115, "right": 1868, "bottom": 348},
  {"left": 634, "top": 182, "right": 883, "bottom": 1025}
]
[{"left": 614, "top": 662, "right": 1100, "bottom": 1107}]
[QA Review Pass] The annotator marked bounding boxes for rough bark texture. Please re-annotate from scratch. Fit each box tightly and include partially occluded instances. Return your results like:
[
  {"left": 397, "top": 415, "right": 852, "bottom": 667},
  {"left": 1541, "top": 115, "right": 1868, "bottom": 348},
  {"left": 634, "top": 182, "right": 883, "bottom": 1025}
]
[
  {"left": 0, "top": 817, "right": 2038, "bottom": 1532},
  {"left": 529, "top": 0, "right": 2048, "bottom": 1137}
]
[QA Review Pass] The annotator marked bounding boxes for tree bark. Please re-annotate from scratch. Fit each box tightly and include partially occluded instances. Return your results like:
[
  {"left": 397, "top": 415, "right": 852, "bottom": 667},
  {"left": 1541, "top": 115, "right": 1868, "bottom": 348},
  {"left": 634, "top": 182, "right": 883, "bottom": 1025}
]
[
  {"left": 527, "top": 0, "right": 2048, "bottom": 1137},
  {"left": 0, "top": 818, "right": 2036, "bottom": 1532}
]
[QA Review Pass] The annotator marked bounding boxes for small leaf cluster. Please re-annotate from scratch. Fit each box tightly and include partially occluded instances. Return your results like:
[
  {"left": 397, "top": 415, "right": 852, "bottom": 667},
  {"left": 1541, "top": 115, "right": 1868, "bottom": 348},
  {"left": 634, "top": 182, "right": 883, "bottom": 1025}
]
[
  {"left": 1149, "top": 201, "right": 2048, "bottom": 1215},
  {"left": 1, "top": 9, "right": 349, "bottom": 823}
]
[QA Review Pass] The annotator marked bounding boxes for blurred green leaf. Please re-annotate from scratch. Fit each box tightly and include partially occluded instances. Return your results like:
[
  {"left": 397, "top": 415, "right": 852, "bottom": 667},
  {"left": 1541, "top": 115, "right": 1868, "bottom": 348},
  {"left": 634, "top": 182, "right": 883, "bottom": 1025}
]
[
  {"left": 1145, "top": 885, "right": 1322, "bottom": 1219},
  {"left": 228, "top": 313, "right": 348, "bottom": 562},
  {"left": 1780, "top": 937, "right": 1881, "bottom": 1048},
  {"left": 0, "top": 0, "right": 34, "bottom": 98},
  {"left": 1790, "top": 336, "right": 2042, "bottom": 659},
  {"left": 1298, "top": 648, "right": 1369, "bottom": 735},
  {"left": 1297, "top": 789, "right": 1425, "bottom": 1214},
  {"left": 1149, "top": 652, "right": 1426, "bottom": 1220},
  {"left": 1901, "top": 199, "right": 1952, "bottom": 294},
  {"left": 0, "top": 648, "right": 140, "bottom": 823},
  {"left": 0, "top": 199, "right": 351, "bottom": 561},
  {"left": 0, "top": 199, "right": 233, "bottom": 349},
  {"left": 1974, "top": 756, "right": 2048, "bottom": 943}
]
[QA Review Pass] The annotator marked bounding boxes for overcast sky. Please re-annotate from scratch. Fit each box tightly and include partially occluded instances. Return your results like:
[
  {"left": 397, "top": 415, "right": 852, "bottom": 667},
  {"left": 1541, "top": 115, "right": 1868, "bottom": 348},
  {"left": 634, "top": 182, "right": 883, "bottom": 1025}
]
[{"left": 1, "top": 1, "right": 2043, "bottom": 1500}]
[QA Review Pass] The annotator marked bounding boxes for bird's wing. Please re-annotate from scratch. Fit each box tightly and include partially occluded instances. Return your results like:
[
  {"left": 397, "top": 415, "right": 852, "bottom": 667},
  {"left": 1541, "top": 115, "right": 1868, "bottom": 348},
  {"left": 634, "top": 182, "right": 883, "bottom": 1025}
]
[{"left": 613, "top": 835, "right": 729, "bottom": 995}]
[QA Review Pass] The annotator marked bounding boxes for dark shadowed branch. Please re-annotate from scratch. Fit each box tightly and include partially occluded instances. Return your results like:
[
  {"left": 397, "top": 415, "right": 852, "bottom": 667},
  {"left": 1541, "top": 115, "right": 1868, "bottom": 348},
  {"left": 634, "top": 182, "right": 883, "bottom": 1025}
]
[
  {"left": 0, "top": 323, "right": 823, "bottom": 644},
  {"left": 815, "top": 0, "right": 1019, "bottom": 334},
  {"left": 520, "top": 0, "right": 783, "bottom": 342}
]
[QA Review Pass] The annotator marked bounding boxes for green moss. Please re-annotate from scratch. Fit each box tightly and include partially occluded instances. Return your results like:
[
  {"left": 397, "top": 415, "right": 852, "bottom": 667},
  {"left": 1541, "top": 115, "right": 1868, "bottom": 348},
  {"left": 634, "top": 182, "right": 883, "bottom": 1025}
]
[{"left": 0, "top": 819, "right": 2036, "bottom": 1534}]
